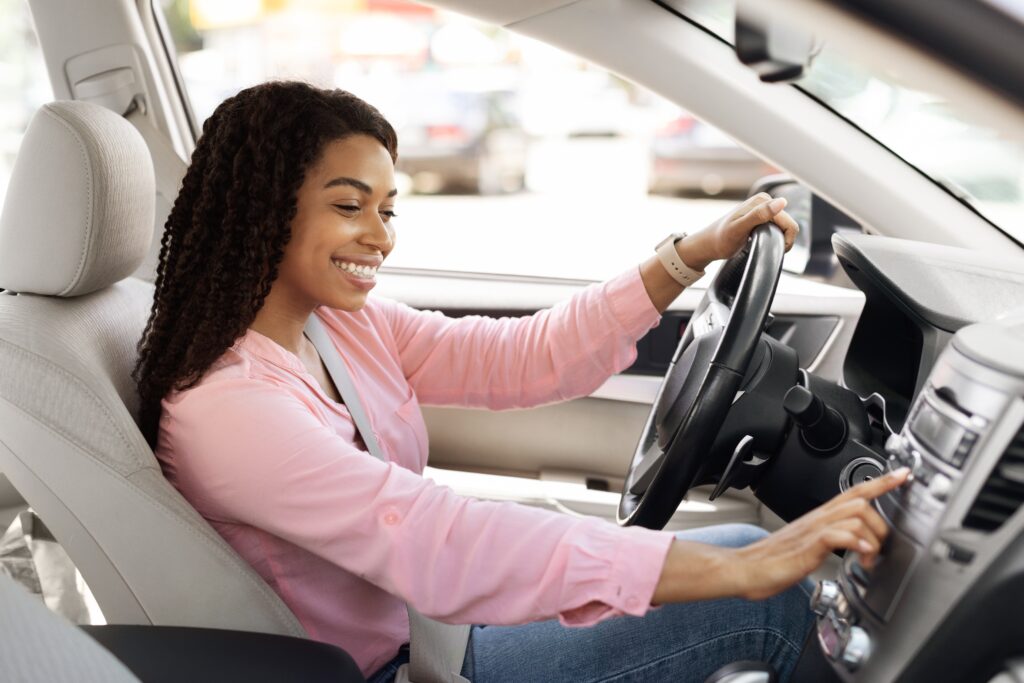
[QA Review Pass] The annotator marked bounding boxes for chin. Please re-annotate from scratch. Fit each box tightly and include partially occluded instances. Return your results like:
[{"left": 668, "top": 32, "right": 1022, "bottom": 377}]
[{"left": 320, "top": 290, "right": 370, "bottom": 312}]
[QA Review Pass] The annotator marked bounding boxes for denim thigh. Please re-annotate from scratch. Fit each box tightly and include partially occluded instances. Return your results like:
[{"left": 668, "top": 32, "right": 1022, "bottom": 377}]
[
  {"left": 368, "top": 523, "right": 815, "bottom": 683},
  {"left": 458, "top": 523, "right": 814, "bottom": 683}
]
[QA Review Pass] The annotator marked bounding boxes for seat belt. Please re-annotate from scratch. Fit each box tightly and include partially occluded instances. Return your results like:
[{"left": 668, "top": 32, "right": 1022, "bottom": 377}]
[{"left": 304, "top": 316, "right": 472, "bottom": 683}]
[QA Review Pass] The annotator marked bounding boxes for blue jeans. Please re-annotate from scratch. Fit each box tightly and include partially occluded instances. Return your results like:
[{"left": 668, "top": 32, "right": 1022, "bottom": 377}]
[{"left": 369, "top": 523, "right": 814, "bottom": 683}]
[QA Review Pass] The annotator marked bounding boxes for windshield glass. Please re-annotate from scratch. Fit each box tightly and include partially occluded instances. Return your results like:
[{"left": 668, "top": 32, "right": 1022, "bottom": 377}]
[{"left": 664, "top": 0, "right": 1024, "bottom": 244}]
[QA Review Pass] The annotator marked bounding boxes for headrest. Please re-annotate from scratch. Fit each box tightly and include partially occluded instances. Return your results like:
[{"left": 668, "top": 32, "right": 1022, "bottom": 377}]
[{"left": 0, "top": 101, "right": 154, "bottom": 297}]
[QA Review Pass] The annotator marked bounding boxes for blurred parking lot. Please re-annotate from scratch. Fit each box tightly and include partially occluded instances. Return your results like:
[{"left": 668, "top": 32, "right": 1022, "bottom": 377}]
[
  {"left": 3, "top": 0, "right": 1020, "bottom": 267},
  {"left": 161, "top": 0, "right": 757, "bottom": 278},
  {"left": 389, "top": 136, "right": 735, "bottom": 280}
]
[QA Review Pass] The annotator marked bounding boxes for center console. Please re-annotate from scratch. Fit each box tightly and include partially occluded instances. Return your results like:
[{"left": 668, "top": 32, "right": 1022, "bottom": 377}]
[{"left": 810, "top": 317, "right": 1024, "bottom": 682}]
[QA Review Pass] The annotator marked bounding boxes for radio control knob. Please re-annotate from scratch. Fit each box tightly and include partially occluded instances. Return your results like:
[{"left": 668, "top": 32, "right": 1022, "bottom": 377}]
[
  {"left": 928, "top": 473, "right": 952, "bottom": 501},
  {"left": 905, "top": 450, "right": 922, "bottom": 481},
  {"left": 810, "top": 580, "right": 840, "bottom": 616},
  {"left": 841, "top": 626, "right": 872, "bottom": 671}
]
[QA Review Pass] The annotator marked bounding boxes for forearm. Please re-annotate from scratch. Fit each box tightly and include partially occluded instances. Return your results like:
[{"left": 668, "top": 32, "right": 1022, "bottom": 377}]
[
  {"left": 639, "top": 232, "right": 716, "bottom": 313},
  {"left": 651, "top": 539, "right": 741, "bottom": 604},
  {"left": 395, "top": 270, "right": 661, "bottom": 408}
]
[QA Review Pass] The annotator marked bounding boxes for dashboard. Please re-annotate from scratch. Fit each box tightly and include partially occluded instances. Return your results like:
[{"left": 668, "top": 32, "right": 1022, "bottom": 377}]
[
  {"left": 833, "top": 233, "right": 1024, "bottom": 431},
  {"left": 796, "top": 234, "right": 1024, "bottom": 682}
]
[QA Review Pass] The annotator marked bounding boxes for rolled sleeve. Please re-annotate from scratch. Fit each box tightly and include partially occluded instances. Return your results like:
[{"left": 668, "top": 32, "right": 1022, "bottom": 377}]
[
  {"left": 557, "top": 519, "right": 674, "bottom": 627},
  {"left": 603, "top": 266, "right": 663, "bottom": 339}
]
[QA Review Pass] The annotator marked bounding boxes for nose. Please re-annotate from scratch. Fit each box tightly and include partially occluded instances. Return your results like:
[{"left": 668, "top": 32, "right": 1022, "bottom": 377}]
[{"left": 361, "top": 213, "right": 394, "bottom": 253}]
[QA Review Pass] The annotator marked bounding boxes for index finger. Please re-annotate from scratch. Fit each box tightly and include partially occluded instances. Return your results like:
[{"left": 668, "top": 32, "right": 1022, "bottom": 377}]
[{"left": 837, "top": 466, "right": 910, "bottom": 503}]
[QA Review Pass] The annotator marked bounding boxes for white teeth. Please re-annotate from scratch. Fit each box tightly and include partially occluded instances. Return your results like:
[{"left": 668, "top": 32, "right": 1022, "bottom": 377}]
[{"left": 332, "top": 259, "right": 377, "bottom": 278}]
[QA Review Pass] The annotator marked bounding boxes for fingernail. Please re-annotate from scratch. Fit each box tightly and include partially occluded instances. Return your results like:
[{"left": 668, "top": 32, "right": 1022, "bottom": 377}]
[
  {"left": 891, "top": 467, "right": 911, "bottom": 478},
  {"left": 768, "top": 197, "right": 787, "bottom": 213},
  {"left": 858, "top": 540, "right": 873, "bottom": 553}
]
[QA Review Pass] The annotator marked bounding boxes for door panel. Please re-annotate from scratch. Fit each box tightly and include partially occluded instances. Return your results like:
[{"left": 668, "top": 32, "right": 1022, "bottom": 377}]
[{"left": 422, "top": 398, "right": 647, "bottom": 479}]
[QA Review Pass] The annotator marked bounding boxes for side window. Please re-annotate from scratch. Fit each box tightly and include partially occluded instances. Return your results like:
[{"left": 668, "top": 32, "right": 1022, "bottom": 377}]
[
  {"left": 160, "top": 0, "right": 793, "bottom": 282},
  {"left": 0, "top": 0, "right": 52, "bottom": 216}
]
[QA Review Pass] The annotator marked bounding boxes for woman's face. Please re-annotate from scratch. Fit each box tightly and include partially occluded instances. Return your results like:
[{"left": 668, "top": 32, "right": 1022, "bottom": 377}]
[{"left": 275, "top": 134, "right": 397, "bottom": 313}]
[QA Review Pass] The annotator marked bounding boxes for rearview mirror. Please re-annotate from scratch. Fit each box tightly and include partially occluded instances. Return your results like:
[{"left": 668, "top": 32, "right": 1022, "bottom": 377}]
[{"left": 735, "top": 0, "right": 819, "bottom": 83}]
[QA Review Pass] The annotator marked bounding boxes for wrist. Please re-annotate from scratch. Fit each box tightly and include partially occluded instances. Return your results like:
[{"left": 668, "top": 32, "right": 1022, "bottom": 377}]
[
  {"left": 653, "top": 541, "right": 742, "bottom": 604},
  {"left": 675, "top": 232, "right": 715, "bottom": 272}
]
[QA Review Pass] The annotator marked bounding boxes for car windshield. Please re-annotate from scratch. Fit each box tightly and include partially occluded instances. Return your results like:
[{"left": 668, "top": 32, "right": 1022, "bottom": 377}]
[{"left": 664, "top": 0, "right": 1024, "bottom": 245}]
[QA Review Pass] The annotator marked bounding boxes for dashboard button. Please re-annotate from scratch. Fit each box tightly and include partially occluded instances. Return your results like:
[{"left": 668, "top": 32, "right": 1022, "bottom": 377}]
[
  {"left": 848, "top": 560, "right": 872, "bottom": 587},
  {"left": 841, "top": 626, "right": 872, "bottom": 671},
  {"left": 811, "top": 580, "right": 840, "bottom": 616}
]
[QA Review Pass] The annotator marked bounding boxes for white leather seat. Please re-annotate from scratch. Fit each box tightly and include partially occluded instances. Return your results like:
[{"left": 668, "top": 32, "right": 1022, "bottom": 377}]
[
  {"left": 0, "top": 100, "right": 305, "bottom": 637},
  {"left": 0, "top": 572, "right": 140, "bottom": 682}
]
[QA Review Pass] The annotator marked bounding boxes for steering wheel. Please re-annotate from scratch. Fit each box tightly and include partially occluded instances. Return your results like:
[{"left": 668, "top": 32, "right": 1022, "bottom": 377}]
[{"left": 618, "top": 223, "right": 786, "bottom": 529}]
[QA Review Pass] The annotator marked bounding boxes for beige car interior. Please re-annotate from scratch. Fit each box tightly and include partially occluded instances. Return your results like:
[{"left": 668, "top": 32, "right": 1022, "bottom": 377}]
[
  {"left": 4, "top": 0, "right": 1013, "bottom": 649},
  {"left": 0, "top": 100, "right": 305, "bottom": 637}
]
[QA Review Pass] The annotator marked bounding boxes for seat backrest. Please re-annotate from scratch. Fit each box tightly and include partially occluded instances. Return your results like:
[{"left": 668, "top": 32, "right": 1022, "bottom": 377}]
[{"left": 0, "top": 100, "right": 305, "bottom": 638}]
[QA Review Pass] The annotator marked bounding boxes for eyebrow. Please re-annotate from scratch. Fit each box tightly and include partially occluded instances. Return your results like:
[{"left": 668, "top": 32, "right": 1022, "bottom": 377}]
[{"left": 323, "top": 176, "right": 398, "bottom": 197}]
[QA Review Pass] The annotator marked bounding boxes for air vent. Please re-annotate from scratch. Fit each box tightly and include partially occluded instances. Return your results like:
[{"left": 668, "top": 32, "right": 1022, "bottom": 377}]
[{"left": 964, "top": 421, "right": 1024, "bottom": 531}]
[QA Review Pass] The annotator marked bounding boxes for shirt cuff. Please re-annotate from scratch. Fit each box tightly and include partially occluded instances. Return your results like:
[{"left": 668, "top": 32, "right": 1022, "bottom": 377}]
[
  {"left": 602, "top": 266, "right": 662, "bottom": 340},
  {"left": 557, "top": 519, "right": 675, "bottom": 627}
]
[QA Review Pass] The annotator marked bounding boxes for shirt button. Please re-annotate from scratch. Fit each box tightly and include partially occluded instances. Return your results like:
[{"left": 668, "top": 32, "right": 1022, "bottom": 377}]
[{"left": 382, "top": 509, "right": 401, "bottom": 526}]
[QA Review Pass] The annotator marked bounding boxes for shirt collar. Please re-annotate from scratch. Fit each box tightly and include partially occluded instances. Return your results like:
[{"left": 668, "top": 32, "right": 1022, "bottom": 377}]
[{"left": 234, "top": 326, "right": 308, "bottom": 374}]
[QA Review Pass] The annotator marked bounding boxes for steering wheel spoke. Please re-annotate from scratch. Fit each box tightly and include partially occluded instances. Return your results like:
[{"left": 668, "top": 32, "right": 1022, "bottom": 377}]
[
  {"left": 688, "top": 301, "right": 731, "bottom": 340},
  {"left": 627, "top": 447, "right": 664, "bottom": 496}
]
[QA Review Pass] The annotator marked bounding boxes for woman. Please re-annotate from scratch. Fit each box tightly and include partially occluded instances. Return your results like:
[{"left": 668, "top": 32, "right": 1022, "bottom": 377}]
[{"left": 134, "top": 81, "right": 906, "bottom": 682}]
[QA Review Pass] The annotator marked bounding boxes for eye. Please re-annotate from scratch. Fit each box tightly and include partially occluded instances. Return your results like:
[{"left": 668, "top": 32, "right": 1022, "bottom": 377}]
[
  {"left": 380, "top": 210, "right": 398, "bottom": 220},
  {"left": 333, "top": 204, "right": 359, "bottom": 215}
]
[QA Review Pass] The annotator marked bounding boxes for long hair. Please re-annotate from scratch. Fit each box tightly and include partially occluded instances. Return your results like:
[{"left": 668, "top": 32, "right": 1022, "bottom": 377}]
[{"left": 133, "top": 81, "right": 398, "bottom": 446}]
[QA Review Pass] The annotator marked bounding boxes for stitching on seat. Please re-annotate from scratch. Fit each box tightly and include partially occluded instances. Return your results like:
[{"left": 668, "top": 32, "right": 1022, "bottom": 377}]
[
  {"left": 40, "top": 106, "right": 93, "bottom": 297},
  {"left": 0, "top": 337, "right": 138, "bottom": 474},
  {"left": 0, "top": 395, "right": 306, "bottom": 636}
]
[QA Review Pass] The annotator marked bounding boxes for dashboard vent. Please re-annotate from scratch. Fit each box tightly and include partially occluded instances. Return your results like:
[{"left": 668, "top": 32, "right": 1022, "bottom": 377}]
[{"left": 964, "top": 421, "right": 1024, "bottom": 532}]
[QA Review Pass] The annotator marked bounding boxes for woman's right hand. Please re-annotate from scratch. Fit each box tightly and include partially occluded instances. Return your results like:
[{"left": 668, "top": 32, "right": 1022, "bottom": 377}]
[
  {"left": 730, "top": 466, "right": 909, "bottom": 600},
  {"left": 651, "top": 467, "right": 910, "bottom": 605}
]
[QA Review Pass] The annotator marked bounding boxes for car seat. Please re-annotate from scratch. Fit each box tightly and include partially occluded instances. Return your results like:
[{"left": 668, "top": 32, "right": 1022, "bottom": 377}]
[
  {"left": 0, "top": 570, "right": 140, "bottom": 682},
  {"left": 0, "top": 100, "right": 306, "bottom": 637}
]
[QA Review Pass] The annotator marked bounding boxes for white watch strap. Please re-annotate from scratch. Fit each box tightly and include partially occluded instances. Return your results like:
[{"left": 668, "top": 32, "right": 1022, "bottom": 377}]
[{"left": 655, "top": 233, "right": 705, "bottom": 287}]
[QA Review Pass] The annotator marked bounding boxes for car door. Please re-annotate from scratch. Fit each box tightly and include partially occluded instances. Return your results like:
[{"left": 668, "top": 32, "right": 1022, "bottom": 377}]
[{"left": 9, "top": 0, "right": 863, "bottom": 535}]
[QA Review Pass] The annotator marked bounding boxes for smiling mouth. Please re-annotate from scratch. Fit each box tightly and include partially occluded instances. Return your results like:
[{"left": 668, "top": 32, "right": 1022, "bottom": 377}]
[{"left": 331, "top": 258, "right": 378, "bottom": 280}]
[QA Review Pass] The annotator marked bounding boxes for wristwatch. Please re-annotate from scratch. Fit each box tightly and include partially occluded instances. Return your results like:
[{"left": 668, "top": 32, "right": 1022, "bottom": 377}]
[{"left": 655, "top": 233, "right": 705, "bottom": 287}]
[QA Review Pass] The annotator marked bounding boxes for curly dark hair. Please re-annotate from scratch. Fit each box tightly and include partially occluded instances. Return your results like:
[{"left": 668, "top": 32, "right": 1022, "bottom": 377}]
[{"left": 133, "top": 81, "right": 398, "bottom": 446}]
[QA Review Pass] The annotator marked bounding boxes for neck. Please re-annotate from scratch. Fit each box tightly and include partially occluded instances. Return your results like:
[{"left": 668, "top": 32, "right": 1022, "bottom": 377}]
[{"left": 249, "top": 287, "right": 316, "bottom": 354}]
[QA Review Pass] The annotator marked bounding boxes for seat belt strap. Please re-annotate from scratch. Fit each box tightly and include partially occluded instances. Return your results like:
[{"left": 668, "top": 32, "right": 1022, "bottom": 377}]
[
  {"left": 304, "top": 315, "right": 472, "bottom": 683},
  {"left": 304, "top": 314, "right": 387, "bottom": 462}
]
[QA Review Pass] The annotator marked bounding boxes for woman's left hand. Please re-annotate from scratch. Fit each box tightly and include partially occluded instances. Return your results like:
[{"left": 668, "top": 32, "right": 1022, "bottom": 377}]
[{"left": 677, "top": 193, "right": 800, "bottom": 272}]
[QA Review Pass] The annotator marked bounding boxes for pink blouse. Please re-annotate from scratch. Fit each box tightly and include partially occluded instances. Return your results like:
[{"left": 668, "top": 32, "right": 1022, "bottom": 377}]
[{"left": 156, "top": 266, "right": 676, "bottom": 676}]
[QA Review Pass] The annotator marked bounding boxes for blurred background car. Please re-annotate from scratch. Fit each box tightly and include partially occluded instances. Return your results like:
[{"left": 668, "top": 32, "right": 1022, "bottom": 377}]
[
  {"left": 648, "top": 111, "right": 778, "bottom": 198},
  {"left": 393, "top": 80, "right": 528, "bottom": 195}
]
